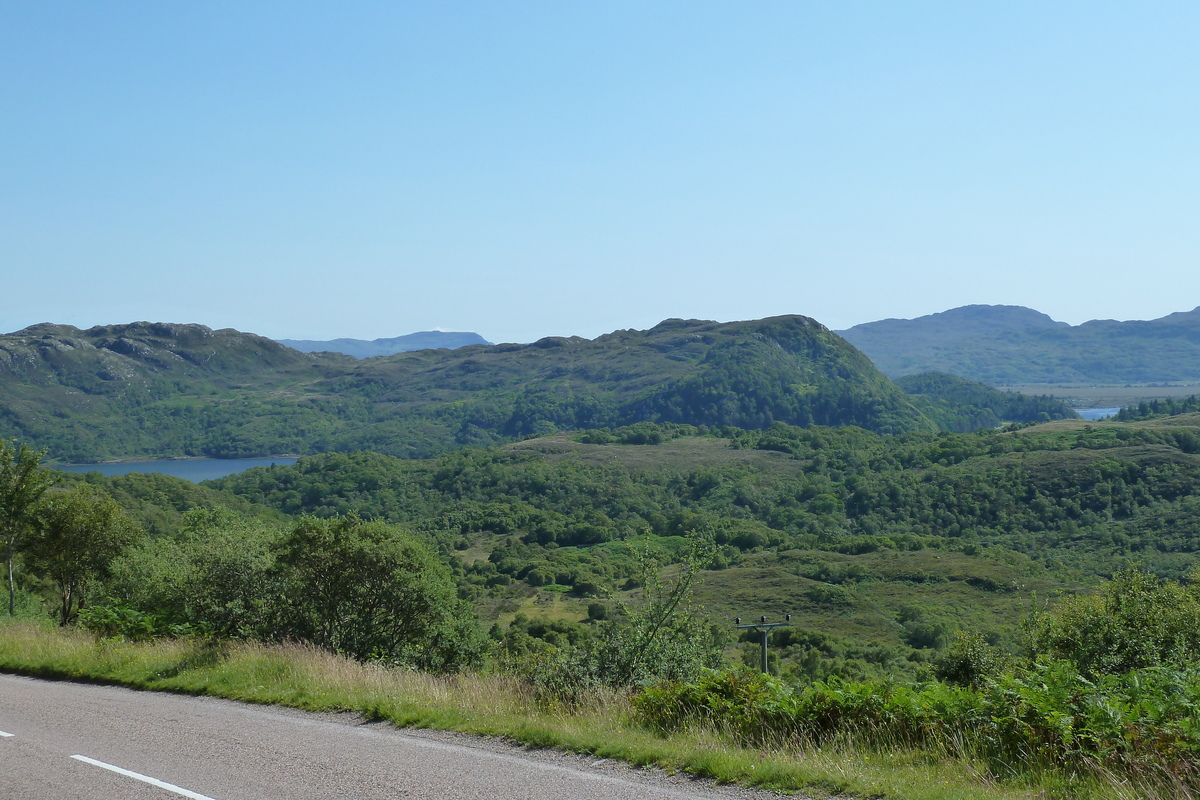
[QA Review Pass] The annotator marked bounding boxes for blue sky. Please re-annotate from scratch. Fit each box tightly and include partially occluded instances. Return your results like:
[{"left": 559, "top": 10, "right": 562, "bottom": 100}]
[{"left": 3, "top": 2, "right": 1198, "bottom": 343}]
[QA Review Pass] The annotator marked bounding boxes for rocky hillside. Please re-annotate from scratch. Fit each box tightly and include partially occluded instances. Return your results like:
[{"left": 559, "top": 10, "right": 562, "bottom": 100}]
[{"left": 1, "top": 315, "right": 932, "bottom": 463}]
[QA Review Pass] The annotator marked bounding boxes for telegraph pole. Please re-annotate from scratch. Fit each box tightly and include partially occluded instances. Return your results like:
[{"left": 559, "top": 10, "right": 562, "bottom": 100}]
[{"left": 735, "top": 614, "right": 790, "bottom": 674}]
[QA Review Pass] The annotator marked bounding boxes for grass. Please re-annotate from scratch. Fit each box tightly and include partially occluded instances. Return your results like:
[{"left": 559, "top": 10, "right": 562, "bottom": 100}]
[{"left": 0, "top": 620, "right": 1149, "bottom": 800}]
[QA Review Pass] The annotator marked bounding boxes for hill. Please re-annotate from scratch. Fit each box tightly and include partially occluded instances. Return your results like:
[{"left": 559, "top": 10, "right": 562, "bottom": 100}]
[
  {"left": 277, "top": 330, "right": 491, "bottom": 357},
  {"left": 838, "top": 304, "right": 1200, "bottom": 384},
  {"left": 896, "top": 372, "right": 1078, "bottom": 431},
  {"left": 207, "top": 414, "right": 1200, "bottom": 680},
  {"left": 0, "top": 316, "right": 933, "bottom": 463}
]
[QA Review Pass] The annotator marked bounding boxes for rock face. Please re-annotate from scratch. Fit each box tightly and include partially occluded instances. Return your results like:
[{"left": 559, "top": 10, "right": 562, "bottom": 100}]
[
  {"left": 277, "top": 331, "right": 491, "bottom": 358},
  {"left": 838, "top": 305, "right": 1200, "bottom": 384},
  {"left": 0, "top": 315, "right": 931, "bottom": 463}
]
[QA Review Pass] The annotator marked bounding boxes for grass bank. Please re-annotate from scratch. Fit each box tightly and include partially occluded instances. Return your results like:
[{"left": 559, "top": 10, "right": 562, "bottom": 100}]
[{"left": 0, "top": 622, "right": 1134, "bottom": 800}]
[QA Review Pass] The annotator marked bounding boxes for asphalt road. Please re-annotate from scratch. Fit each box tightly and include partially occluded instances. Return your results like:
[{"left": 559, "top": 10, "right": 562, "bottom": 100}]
[{"left": 0, "top": 673, "right": 786, "bottom": 800}]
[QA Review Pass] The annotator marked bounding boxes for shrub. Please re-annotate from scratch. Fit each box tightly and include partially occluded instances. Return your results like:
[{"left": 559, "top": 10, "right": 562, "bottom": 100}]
[{"left": 1025, "top": 567, "right": 1200, "bottom": 677}]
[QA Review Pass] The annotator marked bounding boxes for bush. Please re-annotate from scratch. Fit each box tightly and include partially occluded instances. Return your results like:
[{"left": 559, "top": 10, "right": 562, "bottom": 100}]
[
  {"left": 634, "top": 664, "right": 1200, "bottom": 790},
  {"left": 934, "top": 632, "right": 1007, "bottom": 687},
  {"left": 1025, "top": 567, "right": 1200, "bottom": 677}
]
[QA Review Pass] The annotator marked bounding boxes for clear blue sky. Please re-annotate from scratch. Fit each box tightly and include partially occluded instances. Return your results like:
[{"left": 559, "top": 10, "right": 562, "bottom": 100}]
[{"left": 3, "top": 2, "right": 1198, "bottom": 343}]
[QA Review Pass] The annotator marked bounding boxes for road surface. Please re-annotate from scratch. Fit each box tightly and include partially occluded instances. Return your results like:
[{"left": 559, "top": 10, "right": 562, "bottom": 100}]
[{"left": 0, "top": 673, "right": 787, "bottom": 799}]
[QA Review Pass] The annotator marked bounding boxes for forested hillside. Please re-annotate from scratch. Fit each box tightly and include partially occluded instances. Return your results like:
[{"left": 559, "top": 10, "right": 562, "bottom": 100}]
[
  {"left": 0, "top": 316, "right": 933, "bottom": 462},
  {"left": 839, "top": 304, "right": 1200, "bottom": 383},
  {"left": 896, "top": 372, "right": 1078, "bottom": 431},
  {"left": 198, "top": 415, "right": 1200, "bottom": 680}
]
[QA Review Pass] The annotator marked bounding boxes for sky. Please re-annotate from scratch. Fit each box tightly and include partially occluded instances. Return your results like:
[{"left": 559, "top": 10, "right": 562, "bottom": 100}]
[{"left": 3, "top": 2, "right": 1198, "bottom": 344}]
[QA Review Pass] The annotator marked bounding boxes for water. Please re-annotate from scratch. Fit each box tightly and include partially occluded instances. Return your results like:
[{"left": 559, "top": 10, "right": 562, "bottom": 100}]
[
  {"left": 54, "top": 457, "right": 299, "bottom": 483},
  {"left": 1074, "top": 407, "right": 1122, "bottom": 421}
]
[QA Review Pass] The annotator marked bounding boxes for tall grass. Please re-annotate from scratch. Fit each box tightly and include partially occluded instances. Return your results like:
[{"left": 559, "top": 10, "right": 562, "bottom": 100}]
[{"left": 0, "top": 622, "right": 1136, "bottom": 800}]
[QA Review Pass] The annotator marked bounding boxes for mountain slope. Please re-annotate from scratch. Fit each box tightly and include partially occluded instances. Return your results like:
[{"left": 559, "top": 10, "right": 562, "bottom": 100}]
[
  {"left": 838, "top": 305, "right": 1200, "bottom": 384},
  {"left": 1, "top": 315, "right": 932, "bottom": 463},
  {"left": 896, "top": 372, "right": 1078, "bottom": 431},
  {"left": 277, "top": 331, "right": 491, "bottom": 357}
]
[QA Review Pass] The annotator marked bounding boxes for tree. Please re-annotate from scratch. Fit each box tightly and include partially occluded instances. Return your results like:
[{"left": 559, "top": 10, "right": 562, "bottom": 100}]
[
  {"left": 102, "top": 506, "right": 281, "bottom": 638},
  {"left": 26, "top": 486, "right": 140, "bottom": 625},
  {"left": 1024, "top": 567, "right": 1200, "bottom": 677},
  {"left": 0, "top": 440, "right": 54, "bottom": 616},
  {"left": 270, "top": 515, "right": 485, "bottom": 671}
]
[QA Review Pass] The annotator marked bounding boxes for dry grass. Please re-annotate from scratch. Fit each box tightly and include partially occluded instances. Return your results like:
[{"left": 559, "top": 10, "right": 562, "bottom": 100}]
[{"left": 0, "top": 621, "right": 1144, "bottom": 800}]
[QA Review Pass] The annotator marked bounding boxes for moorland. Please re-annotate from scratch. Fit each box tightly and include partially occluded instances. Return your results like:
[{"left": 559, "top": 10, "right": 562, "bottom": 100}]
[{"left": 3, "top": 311, "right": 1200, "bottom": 799}]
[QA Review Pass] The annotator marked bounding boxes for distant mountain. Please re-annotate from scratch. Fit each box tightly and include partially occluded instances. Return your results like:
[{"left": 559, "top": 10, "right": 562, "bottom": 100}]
[
  {"left": 838, "top": 305, "right": 1200, "bottom": 384},
  {"left": 0, "top": 316, "right": 933, "bottom": 463},
  {"left": 277, "top": 330, "right": 491, "bottom": 357}
]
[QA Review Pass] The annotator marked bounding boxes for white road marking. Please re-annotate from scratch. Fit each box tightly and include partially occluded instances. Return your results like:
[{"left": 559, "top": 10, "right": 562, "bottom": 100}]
[
  {"left": 70, "top": 755, "right": 218, "bottom": 800},
  {"left": 0, "top": 731, "right": 14, "bottom": 737}
]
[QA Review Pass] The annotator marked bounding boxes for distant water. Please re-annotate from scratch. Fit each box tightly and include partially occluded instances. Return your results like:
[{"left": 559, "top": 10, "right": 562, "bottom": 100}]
[
  {"left": 1074, "top": 407, "right": 1122, "bottom": 421},
  {"left": 55, "top": 457, "right": 299, "bottom": 483}
]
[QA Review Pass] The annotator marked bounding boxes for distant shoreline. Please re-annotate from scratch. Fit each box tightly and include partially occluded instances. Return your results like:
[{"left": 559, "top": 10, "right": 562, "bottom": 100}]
[{"left": 52, "top": 455, "right": 303, "bottom": 468}]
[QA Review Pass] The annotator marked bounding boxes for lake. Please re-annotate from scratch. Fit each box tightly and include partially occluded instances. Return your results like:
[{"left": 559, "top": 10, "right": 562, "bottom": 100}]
[
  {"left": 54, "top": 457, "right": 299, "bottom": 483},
  {"left": 1074, "top": 407, "right": 1122, "bottom": 421}
]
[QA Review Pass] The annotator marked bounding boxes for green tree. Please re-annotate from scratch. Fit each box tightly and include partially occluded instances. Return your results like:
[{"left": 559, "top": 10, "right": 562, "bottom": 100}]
[
  {"left": 103, "top": 506, "right": 282, "bottom": 638},
  {"left": 0, "top": 440, "right": 54, "bottom": 616},
  {"left": 271, "top": 516, "right": 485, "bottom": 671},
  {"left": 1024, "top": 567, "right": 1200, "bottom": 677},
  {"left": 27, "top": 486, "right": 141, "bottom": 625}
]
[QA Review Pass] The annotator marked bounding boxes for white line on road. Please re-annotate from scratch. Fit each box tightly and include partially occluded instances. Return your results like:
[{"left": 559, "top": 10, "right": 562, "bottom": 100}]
[
  {"left": 0, "top": 731, "right": 14, "bottom": 737},
  {"left": 71, "top": 755, "right": 218, "bottom": 800}
]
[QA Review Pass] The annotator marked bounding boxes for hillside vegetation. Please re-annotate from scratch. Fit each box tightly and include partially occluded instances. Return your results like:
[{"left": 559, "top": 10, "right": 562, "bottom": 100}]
[
  {"left": 195, "top": 415, "right": 1200, "bottom": 682},
  {"left": 1, "top": 316, "right": 934, "bottom": 462},
  {"left": 839, "top": 304, "right": 1200, "bottom": 384},
  {"left": 8, "top": 409, "right": 1200, "bottom": 797},
  {"left": 896, "top": 371, "right": 1077, "bottom": 431}
]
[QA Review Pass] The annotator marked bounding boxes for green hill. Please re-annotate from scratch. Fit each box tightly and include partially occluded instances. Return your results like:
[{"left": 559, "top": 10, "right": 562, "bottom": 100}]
[
  {"left": 206, "top": 414, "right": 1200, "bottom": 680},
  {"left": 896, "top": 372, "right": 1078, "bottom": 431},
  {"left": 0, "top": 316, "right": 932, "bottom": 463},
  {"left": 838, "top": 304, "right": 1200, "bottom": 384}
]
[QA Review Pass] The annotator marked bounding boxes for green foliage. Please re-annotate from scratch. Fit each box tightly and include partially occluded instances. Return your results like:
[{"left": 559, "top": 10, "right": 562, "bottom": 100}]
[
  {"left": 103, "top": 506, "right": 281, "bottom": 638},
  {"left": 0, "top": 316, "right": 933, "bottom": 463},
  {"left": 635, "top": 663, "right": 1200, "bottom": 791},
  {"left": 100, "top": 508, "right": 487, "bottom": 672},
  {"left": 1025, "top": 567, "right": 1200, "bottom": 677},
  {"left": 77, "top": 603, "right": 198, "bottom": 641},
  {"left": 26, "top": 485, "right": 140, "bottom": 625},
  {"left": 1116, "top": 396, "right": 1200, "bottom": 421},
  {"left": 53, "top": 469, "right": 287, "bottom": 537},
  {"left": 503, "top": 539, "right": 722, "bottom": 704},
  {"left": 933, "top": 632, "right": 1008, "bottom": 687},
  {"left": 203, "top": 415, "right": 1200, "bottom": 673},
  {"left": 897, "top": 372, "right": 1077, "bottom": 432},
  {"left": 270, "top": 515, "right": 486, "bottom": 671},
  {"left": 0, "top": 439, "right": 54, "bottom": 615}
]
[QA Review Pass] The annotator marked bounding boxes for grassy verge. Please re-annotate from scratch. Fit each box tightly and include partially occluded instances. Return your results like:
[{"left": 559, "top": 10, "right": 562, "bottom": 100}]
[{"left": 0, "top": 621, "right": 1132, "bottom": 800}]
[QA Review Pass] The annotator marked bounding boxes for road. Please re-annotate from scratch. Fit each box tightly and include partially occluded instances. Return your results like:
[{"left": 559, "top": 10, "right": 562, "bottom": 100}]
[{"left": 0, "top": 674, "right": 785, "bottom": 800}]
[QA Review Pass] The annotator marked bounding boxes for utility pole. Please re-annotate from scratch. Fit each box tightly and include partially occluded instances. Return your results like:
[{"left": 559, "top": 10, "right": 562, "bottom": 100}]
[{"left": 735, "top": 614, "right": 790, "bottom": 675}]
